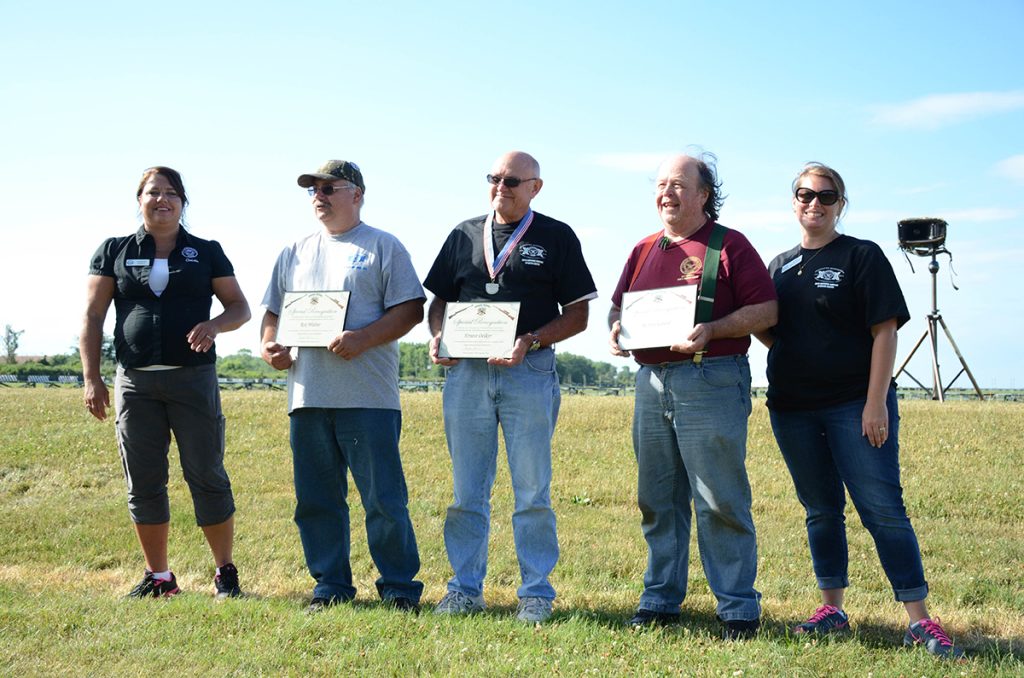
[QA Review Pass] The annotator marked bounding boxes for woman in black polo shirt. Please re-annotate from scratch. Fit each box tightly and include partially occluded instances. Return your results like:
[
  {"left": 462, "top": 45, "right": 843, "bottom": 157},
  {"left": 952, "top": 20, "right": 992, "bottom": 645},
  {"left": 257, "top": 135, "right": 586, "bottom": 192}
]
[
  {"left": 80, "top": 166, "right": 250, "bottom": 600},
  {"left": 756, "top": 163, "right": 962, "bottom": 659}
]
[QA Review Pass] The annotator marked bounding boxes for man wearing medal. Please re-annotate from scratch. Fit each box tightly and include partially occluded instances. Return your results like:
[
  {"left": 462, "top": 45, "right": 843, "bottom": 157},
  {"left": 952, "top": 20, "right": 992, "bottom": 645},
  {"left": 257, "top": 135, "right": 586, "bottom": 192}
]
[
  {"left": 260, "top": 160, "right": 426, "bottom": 613},
  {"left": 607, "top": 153, "right": 777, "bottom": 638},
  {"left": 424, "top": 151, "right": 597, "bottom": 623}
]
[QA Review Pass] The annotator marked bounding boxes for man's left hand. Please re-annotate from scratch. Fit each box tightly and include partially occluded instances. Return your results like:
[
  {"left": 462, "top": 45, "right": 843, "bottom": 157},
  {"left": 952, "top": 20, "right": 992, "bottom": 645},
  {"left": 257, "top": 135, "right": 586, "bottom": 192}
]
[
  {"left": 328, "top": 330, "right": 370, "bottom": 361},
  {"left": 670, "top": 323, "right": 711, "bottom": 355},
  {"left": 487, "top": 335, "right": 530, "bottom": 367}
]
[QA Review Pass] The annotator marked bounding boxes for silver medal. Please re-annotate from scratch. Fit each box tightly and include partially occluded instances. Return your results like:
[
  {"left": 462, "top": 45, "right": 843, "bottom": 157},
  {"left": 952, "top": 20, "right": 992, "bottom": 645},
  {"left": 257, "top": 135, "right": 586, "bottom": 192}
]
[{"left": 485, "top": 282, "right": 499, "bottom": 295}]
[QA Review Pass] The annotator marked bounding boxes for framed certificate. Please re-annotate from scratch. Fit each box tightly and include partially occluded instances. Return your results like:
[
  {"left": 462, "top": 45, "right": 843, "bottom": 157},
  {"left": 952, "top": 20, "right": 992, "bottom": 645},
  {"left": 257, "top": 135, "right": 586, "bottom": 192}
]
[
  {"left": 439, "top": 302, "right": 520, "bottom": 359},
  {"left": 618, "top": 285, "right": 697, "bottom": 350},
  {"left": 276, "top": 291, "right": 350, "bottom": 347}
]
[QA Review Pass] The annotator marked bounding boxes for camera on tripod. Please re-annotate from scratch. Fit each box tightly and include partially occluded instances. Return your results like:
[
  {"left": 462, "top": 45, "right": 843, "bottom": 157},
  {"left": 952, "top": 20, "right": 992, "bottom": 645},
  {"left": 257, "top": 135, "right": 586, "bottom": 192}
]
[{"left": 898, "top": 217, "right": 947, "bottom": 256}]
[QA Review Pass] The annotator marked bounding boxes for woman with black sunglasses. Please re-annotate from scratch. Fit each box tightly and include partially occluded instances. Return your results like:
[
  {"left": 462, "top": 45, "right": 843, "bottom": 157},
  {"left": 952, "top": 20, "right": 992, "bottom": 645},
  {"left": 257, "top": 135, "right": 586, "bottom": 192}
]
[{"left": 755, "top": 162, "right": 963, "bottom": 659}]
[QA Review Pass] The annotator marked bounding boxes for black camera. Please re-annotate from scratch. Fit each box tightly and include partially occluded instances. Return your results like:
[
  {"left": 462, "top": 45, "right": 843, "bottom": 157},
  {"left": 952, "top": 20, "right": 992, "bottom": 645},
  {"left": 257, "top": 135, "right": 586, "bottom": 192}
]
[{"left": 898, "top": 218, "right": 947, "bottom": 256}]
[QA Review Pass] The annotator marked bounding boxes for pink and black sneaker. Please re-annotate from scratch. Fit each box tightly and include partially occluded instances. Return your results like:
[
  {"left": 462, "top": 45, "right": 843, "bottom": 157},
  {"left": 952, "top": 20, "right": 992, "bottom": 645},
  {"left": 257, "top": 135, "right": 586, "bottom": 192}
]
[
  {"left": 793, "top": 605, "right": 850, "bottom": 635},
  {"left": 126, "top": 571, "right": 180, "bottom": 599},
  {"left": 904, "top": 617, "right": 965, "bottom": 659}
]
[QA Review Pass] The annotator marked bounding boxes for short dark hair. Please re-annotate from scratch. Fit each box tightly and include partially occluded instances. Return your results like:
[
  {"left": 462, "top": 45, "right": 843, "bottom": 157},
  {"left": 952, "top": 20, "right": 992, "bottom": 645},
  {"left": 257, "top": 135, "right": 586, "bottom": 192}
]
[
  {"left": 694, "top": 152, "right": 724, "bottom": 221},
  {"left": 136, "top": 166, "right": 189, "bottom": 211}
]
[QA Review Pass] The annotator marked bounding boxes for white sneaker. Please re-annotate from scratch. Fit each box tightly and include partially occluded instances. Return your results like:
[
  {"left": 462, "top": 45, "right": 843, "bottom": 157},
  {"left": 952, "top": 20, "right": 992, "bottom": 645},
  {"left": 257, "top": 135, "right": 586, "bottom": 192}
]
[
  {"left": 516, "top": 596, "right": 553, "bottom": 623},
  {"left": 433, "top": 590, "right": 485, "bottom": 615}
]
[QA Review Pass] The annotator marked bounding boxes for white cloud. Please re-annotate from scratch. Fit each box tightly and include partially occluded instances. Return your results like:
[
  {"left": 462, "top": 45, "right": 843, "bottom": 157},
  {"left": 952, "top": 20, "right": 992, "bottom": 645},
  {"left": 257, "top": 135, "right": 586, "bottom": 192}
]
[
  {"left": 870, "top": 91, "right": 1024, "bottom": 130},
  {"left": 588, "top": 153, "right": 669, "bottom": 172},
  {"left": 994, "top": 154, "right": 1024, "bottom": 184}
]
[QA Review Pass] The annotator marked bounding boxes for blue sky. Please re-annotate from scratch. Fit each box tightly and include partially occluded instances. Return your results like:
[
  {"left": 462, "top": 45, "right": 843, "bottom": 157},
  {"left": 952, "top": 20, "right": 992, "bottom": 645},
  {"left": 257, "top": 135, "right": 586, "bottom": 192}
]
[{"left": 2, "top": 1, "right": 1022, "bottom": 387}]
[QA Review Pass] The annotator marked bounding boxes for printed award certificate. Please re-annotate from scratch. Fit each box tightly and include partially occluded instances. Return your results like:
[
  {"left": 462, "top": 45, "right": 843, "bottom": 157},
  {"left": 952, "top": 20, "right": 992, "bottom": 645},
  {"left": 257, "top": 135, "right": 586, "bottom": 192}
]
[
  {"left": 276, "top": 291, "right": 350, "bottom": 347},
  {"left": 438, "top": 302, "right": 520, "bottom": 359},
  {"left": 617, "top": 285, "right": 697, "bottom": 350}
]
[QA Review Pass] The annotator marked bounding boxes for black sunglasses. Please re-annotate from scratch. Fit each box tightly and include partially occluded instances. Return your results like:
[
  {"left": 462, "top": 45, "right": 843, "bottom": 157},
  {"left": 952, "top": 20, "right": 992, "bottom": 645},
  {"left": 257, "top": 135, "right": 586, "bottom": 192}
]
[
  {"left": 486, "top": 174, "right": 538, "bottom": 188},
  {"left": 795, "top": 187, "right": 841, "bottom": 206},
  {"left": 307, "top": 184, "right": 356, "bottom": 197}
]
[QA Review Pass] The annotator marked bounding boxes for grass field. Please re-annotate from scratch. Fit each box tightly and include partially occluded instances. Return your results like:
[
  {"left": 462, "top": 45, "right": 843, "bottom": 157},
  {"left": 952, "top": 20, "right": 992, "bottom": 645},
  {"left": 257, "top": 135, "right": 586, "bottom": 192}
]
[{"left": 1, "top": 388, "right": 1022, "bottom": 676}]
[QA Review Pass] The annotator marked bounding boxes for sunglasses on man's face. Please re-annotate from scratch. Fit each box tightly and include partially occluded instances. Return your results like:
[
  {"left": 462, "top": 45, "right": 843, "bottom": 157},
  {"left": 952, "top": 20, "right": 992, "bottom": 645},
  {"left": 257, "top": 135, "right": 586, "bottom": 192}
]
[
  {"left": 308, "top": 184, "right": 356, "bottom": 197},
  {"left": 486, "top": 174, "right": 537, "bottom": 188},
  {"left": 795, "top": 187, "right": 840, "bottom": 206}
]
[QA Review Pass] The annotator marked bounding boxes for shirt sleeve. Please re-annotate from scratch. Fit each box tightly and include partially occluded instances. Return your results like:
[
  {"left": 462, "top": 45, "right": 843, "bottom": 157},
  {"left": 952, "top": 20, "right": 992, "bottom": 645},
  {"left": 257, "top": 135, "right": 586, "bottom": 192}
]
[
  {"left": 554, "top": 226, "right": 598, "bottom": 306},
  {"left": 855, "top": 242, "right": 910, "bottom": 329},
  {"left": 208, "top": 240, "right": 236, "bottom": 278},
  {"left": 261, "top": 247, "right": 290, "bottom": 315},
  {"left": 722, "top": 230, "right": 777, "bottom": 308},
  {"left": 381, "top": 235, "right": 426, "bottom": 310},
  {"left": 89, "top": 238, "right": 119, "bottom": 277},
  {"left": 423, "top": 230, "right": 460, "bottom": 301}
]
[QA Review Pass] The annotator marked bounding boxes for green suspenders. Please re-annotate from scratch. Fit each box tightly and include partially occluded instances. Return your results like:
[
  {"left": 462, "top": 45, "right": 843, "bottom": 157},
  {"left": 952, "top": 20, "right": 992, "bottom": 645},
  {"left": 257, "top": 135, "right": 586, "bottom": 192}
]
[{"left": 693, "top": 223, "right": 726, "bottom": 363}]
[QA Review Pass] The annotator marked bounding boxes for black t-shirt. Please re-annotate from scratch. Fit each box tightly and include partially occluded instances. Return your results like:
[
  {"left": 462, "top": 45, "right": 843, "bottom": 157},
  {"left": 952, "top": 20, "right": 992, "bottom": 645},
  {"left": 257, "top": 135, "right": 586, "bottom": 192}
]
[
  {"left": 765, "top": 234, "right": 910, "bottom": 411},
  {"left": 89, "top": 226, "right": 235, "bottom": 368},
  {"left": 424, "top": 212, "right": 597, "bottom": 335}
]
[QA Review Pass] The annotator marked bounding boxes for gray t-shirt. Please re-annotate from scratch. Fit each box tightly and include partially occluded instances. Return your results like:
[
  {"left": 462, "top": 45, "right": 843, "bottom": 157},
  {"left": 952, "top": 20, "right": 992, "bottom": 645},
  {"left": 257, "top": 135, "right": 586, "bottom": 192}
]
[{"left": 262, "top": 223, "right": 425, "bottom": 412}]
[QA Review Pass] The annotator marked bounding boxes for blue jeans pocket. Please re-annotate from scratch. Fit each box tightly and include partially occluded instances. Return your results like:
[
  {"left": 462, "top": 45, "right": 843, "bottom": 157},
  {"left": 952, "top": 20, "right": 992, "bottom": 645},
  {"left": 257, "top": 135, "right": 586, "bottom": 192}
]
[{"left": 524, "top": 349, "right": 556, "bottom": 374}]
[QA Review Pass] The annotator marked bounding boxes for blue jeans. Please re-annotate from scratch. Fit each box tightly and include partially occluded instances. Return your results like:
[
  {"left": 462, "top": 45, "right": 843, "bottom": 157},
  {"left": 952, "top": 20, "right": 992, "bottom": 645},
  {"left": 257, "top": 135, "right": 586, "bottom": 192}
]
[
  {"left": 289, "top": 408, "right": 423, "bottom": 603},
  {"left": 441, "top": 348, "right": 561, "bottom": 600},
  {"left": 769, "top": 387, "right": 928, "bottom": 602},
  {"left": 633, "top": 355, "right": 761, "bottom": 621}
]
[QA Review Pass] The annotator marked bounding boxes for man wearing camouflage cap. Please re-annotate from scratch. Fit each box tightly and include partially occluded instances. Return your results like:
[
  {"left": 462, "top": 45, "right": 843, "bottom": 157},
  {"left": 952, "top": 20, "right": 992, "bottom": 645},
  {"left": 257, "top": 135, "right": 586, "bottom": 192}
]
[{"left": 260, "top": 160, "right": 426, "bottom": 613}]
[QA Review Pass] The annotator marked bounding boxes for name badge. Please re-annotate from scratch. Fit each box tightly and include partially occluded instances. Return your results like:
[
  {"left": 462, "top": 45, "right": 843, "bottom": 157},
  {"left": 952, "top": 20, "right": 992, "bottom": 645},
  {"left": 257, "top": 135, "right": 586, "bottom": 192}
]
[
  {"left": 126, "top": 259, "right": 151, "bottom": 267},
  {"left": 780, "top": 255, "right": 802, "bottom": 274}
]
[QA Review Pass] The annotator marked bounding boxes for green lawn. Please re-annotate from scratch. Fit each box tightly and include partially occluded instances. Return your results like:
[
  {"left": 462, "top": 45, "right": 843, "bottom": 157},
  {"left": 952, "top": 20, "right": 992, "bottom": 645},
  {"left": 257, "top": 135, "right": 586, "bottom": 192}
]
[{"left": 1, "top": 389, "right": 1021, "bottom": 676}]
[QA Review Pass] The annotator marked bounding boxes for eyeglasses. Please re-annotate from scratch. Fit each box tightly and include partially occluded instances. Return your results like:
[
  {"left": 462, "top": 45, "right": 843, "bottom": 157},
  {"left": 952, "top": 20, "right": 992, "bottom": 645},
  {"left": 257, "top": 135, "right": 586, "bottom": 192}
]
[
  {"left": 486, "top": 174, "right": 538, "bottom": 188},
  {"left": 795, "top": 187, "right": 841, "bottom": 206},
  {"left": 308, "top": 184, "right": 356, "bottom": 197}
]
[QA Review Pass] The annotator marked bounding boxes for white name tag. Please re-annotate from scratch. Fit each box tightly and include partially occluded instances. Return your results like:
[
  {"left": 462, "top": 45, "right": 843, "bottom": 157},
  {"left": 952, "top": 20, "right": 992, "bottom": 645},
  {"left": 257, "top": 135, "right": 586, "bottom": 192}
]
[
  {"left": 126, "top": 259, "right": 151, "bottom": 267},
  {"left": 780, "top": 255, "right": 802, "bottom": 274}
]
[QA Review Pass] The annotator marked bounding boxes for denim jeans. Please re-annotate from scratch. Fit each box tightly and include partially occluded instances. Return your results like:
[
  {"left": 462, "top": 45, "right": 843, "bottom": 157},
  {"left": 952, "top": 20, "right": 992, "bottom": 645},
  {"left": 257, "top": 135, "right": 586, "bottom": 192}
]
[
  {"left": 633, "top": 355, "right": 761, "bottom": 621},
  {"left": 769, "top": 387, "right": 928, "bottom": 602},
  {"left": 289, "top": 408, "right": 423, "bottom": 603},
  {"left": 441, "top": 348, "right": 561, "bottom": 600}
]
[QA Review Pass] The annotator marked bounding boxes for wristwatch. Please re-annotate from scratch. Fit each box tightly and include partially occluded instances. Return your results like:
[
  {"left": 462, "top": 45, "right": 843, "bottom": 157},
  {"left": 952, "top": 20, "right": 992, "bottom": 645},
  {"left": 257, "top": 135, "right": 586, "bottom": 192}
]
[{"left": 527, "top": 332, "right": 542, "bottom": 352}]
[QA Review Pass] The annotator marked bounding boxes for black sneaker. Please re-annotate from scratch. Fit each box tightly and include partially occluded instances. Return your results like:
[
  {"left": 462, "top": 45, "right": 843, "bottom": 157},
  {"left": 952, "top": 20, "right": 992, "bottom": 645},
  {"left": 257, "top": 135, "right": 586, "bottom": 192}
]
[
  {"left": 904, "top": 618, "right": 965, "bottom": 659},
  {"left": 628, "top": 608, "right": 680, "bottom": 628},
  {"left": 386, "top": 596, "right": 421, "bottom": 614},
  {"left": 126, "top": 571, "right": 180, "bottom": 599},
  {"left": 722, "top": 617, "right": 760, "bottom": 640},
  {"left": 793, "top": 605, "right": 850, "bottom": 635},
  {"left": 214, "top": 563, "right": 241, "bottom": 599}
]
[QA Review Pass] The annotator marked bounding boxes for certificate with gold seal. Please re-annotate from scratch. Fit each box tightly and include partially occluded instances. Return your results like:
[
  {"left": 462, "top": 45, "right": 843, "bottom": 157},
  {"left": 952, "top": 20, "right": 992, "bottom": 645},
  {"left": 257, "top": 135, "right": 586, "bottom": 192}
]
[
  {"left": 276, "top": 291, "right": 350, "bottom": 347},
  {"left": 617, "top": 285, "right": 697, "bottom": 350},
  {"left": 439, "top": 302, "right": 520, "bottom": 359}
]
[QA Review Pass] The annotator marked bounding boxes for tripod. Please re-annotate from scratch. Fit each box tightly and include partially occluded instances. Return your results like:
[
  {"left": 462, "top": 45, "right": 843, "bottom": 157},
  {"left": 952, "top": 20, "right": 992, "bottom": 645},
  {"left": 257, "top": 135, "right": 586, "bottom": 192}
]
[{"left": 894, "top": 252, "right": 983, "bottom": 401}]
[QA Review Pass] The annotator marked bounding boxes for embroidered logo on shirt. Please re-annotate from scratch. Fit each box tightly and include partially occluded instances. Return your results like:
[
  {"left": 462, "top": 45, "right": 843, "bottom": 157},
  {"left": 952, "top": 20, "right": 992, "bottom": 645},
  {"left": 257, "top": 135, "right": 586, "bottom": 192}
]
[
  {"left": 181, "top": 247, "right": 199, "bottom": 263},
  {"left": 677, "top": 256, "right": 702, "bottom": 281},
  {"left": 519, "top": 243, "right": 546, "bottom": 266},
  {"left": 348, "top": 252, "right": 370, "bottom": 270},
  {"left": 813, "top": 267, "right": 845, "bottom": 289}
]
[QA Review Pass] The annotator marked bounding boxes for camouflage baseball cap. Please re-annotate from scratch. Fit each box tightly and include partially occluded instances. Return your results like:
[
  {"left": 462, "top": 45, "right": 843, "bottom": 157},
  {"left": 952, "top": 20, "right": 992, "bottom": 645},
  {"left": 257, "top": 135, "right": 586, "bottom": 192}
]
[{"left": 296, "top": 160, "right": 365, "bottom": 192}]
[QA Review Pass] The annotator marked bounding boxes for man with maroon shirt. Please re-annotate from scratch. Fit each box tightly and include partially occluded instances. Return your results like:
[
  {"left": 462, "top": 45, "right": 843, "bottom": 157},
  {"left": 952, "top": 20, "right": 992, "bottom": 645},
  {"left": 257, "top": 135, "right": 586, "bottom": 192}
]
[{"left": 608, "top": 153, "right": 777, "bottom": 638}]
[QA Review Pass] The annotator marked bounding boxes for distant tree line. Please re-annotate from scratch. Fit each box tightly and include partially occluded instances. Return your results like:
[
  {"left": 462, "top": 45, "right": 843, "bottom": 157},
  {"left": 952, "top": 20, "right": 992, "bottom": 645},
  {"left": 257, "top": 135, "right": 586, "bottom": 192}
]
[{"left": 1, "top": 337, "right": 635, "bottom": 386}]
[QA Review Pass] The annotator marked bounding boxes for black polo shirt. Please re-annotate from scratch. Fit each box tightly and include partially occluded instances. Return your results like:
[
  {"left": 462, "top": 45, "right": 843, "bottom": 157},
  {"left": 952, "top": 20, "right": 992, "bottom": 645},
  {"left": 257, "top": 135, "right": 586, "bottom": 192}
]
[
  {"left": 89, "top": 226, "right": 235, "bottom": 368},
  {"left": 424, "top": 212, "right": 597, "bottom": 335}
]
